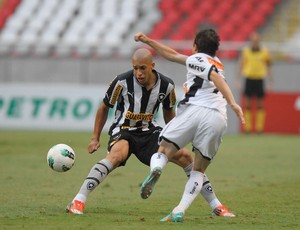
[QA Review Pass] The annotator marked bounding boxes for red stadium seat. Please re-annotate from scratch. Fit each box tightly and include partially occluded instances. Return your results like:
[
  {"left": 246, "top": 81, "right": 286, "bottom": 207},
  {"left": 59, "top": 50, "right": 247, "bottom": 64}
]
[
  {"left": 170, "top": 21, "right": 196, "bottom": 40},
  {"left": 215, "top": 1, "right": 234, "bottom": 17},
  {"left": 193, "top": 1, "right": 215, "bottom": 17},
  {"left": 164, "top": 11, "right": 181, "bottom": 25},
  {"left": 159, "top": 0, "right": 177, "bottom": 11},
  {"left": 148, "top": 20, "right": 173, "bottom": 39},
  {"left": 0, "top": 0, "right": 20, "bottom": 29},
  {"left": 236, "top": 2, "right": 254, "bottom": 17},
  {"left": 178, "top": 0, "right": 197, "bottom": 14},
  {"left": 258, "top": 3, "right": 274, "bottom": 16},
  {"left": 218, "top": 24, "right": 235, "bottom": 41},
  {"left": 188, "top": 13, "right": 205, "bottom": 27},
  {"left": 208, "top": 12, "right": 224, "bottom": 25}
]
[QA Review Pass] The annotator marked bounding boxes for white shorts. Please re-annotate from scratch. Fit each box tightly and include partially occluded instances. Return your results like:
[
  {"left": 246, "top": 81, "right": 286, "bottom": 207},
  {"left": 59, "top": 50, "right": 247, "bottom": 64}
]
[{"left": 159, "top": 104, "right": 227, "bottom": 160}]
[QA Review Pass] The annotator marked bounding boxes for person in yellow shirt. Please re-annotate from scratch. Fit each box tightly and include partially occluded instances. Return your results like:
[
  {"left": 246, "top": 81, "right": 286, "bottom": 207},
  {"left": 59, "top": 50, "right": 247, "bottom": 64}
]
[{"left": 237, "top": 32, "right": 272, "bottom": 134}]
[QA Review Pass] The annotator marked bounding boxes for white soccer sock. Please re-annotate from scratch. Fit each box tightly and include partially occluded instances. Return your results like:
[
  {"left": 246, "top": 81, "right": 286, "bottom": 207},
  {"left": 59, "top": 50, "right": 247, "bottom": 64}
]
[
  {"left": 183, "top": 167, "right": 221, "bottom": 210},
  {"left": 172, "top": 171, "right": 204, "bottom": 214},
  {"left": 200, "top": 174, "right": 221, "bottom": 210},
  {"left": 150, "top": 152, "right": 168, "bottom": 171},
  {"left": 74, "top": 159, "right": 113, "bottom": 203}
]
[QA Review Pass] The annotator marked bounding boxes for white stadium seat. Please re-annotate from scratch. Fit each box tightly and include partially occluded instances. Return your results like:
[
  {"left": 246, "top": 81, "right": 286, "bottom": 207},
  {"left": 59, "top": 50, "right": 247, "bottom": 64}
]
[
  {"left": 0, "top": 27, "right": 18, "bottom": 46},
  {"left": 0, "top": 0, "right": 160, "bottom": 57}
]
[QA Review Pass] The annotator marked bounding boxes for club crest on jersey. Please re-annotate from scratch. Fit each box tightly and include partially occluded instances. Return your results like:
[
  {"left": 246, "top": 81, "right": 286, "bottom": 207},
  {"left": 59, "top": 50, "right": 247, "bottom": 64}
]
[{"left": 158, "top": 93, "right": 165, "bottom": 102}]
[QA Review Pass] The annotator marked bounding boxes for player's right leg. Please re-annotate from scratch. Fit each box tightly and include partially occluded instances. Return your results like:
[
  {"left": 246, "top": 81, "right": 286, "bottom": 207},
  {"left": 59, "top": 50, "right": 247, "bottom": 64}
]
[
  {"left": 141, "top": 105, "right": 196, "bottom": 199},
  {"left": 66, "top": 157, "right": 113, "bottom": 214},
  {"left": 161, "top": 152, "right": 209, "bottom": 222},
  {"left": 140, "top": 140, "right": 178, "bottom": 199},
  {"left": 66, "top": 139, "right": 129, "bottom": 214}
]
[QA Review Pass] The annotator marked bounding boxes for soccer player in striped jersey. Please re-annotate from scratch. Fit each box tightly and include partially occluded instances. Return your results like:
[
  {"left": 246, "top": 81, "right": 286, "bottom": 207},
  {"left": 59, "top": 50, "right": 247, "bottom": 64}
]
[
  {"left": 66, "top": 48, "right": 236, "bottom": 217},
  {"left": 135, "top": 30, "right": 245, "bottom": 222}
]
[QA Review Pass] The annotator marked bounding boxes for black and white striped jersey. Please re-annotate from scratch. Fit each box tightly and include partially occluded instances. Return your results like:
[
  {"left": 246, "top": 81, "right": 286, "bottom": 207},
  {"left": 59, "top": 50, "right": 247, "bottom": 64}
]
[{"left": 103, "top": 70, "right": 176, "bottom": 135}]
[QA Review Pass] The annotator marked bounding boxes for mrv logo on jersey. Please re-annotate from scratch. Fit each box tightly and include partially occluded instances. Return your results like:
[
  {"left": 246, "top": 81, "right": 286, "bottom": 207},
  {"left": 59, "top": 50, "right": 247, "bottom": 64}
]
[{"left": 188, "top": 64, "right": 206, "bottom": 72}]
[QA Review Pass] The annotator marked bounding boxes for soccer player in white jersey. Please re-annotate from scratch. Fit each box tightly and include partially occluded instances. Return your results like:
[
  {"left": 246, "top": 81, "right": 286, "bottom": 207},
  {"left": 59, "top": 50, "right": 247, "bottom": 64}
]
[
  {"left": 66, "top": 48, "right": 236, "bottom": 217},
  {"left": 135, "top": 29, "right": 245, "bottom": 222}
]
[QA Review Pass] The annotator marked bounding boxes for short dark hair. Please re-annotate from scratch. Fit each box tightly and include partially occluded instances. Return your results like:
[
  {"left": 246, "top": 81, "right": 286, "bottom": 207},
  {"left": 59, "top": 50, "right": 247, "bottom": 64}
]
[{"left": 194, "top": 29, "right": 220, "bottom": 56}]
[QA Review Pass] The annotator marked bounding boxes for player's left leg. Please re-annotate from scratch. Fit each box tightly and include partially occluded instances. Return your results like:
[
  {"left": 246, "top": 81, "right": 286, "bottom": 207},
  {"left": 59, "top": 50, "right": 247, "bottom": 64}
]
[
  {"left": 171, "top": 148, "right": 235, "bottom": 217},
  {"left": 140, "top": 139, "right": 178, "bottom": 199},
  {"left": 66, "top": 158, "right": 113, "bottom": 214}
]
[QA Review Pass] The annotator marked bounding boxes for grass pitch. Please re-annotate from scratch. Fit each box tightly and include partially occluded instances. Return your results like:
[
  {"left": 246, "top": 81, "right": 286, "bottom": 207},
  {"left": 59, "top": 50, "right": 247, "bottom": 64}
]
[{"left": 0, "top": 130, "right": 299, "bottom": 230}]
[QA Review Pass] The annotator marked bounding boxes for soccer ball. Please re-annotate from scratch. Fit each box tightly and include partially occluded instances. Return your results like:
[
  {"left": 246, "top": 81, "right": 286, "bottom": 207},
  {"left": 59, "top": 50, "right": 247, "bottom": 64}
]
[{"left": 47, "top": 144, "right": 75, "bottom": 172}]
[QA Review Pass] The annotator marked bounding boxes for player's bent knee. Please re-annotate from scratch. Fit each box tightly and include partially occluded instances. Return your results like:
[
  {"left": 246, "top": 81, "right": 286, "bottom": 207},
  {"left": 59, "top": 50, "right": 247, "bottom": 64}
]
[
  {"left": 170, "top": 148, "right": 193, "bottom": 168},
  {"left": 106, "top": 151, "right": 128, "bottom": 167}
]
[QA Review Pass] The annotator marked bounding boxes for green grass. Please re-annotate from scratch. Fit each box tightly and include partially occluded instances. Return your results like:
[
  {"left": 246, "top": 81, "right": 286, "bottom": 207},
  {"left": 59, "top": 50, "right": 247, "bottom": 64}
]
[{"left": 0, "top": 130, "right": 299, "bottom": 230}]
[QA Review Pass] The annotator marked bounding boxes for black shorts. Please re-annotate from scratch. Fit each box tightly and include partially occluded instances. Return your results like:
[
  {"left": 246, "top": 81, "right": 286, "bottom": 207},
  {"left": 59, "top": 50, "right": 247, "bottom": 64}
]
[
  {"left": 107, "top": 126, "right": 162, "bottom": 167},
  {"left": 244, "top": 78, "right": 265, "bottom": 98}
]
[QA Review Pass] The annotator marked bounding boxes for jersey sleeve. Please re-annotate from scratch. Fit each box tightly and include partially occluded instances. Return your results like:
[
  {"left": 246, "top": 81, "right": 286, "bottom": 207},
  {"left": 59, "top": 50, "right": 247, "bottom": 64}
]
[
  {"left": 103, "top": 76, "right": 123, "bottom": 108},
  {"left": 162, "top": 86, "right": 176, "bottom": 110},
  {"left": 186, "top": 55, "right": 215, "bottom": 81}
]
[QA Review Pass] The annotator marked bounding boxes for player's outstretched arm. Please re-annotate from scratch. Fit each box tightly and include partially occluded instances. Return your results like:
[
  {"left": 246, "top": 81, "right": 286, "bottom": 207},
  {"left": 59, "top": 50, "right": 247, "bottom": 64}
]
[
  {"left": 210, "top": 70, "right": 245, "bottom": 125},
  {"left": 134, "top": 32, "right": 187, "bottom": 65},
  {"left": 88, "top": 102, "right": 109, "bottom": 154}
]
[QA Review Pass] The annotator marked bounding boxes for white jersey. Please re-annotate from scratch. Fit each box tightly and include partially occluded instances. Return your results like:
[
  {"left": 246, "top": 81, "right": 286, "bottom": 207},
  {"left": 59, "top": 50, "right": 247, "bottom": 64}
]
[{"left": 179, "top": 53, "right": 227, "bottom": 117}]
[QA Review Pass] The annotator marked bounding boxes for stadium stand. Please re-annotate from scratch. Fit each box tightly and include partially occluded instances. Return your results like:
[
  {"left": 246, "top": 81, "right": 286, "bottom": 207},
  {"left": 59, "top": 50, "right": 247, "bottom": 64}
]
[
  {"left": 0, "top": 0, "right": 162, "bottom": 57},
  {"left": 148, "top": 0, "right": 283, "bottom": 58},
  {"left": 0, "top": 0, "right": 298, "bottom": 59},
  {"left": 262, "top": 0, "right": 300, "bottom": 59}
]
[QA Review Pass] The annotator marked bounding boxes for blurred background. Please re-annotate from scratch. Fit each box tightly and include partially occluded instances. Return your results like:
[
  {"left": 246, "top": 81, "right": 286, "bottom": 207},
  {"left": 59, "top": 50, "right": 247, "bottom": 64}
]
[{"left": 0, "top": 0, "right": 299, "bottom": 134}]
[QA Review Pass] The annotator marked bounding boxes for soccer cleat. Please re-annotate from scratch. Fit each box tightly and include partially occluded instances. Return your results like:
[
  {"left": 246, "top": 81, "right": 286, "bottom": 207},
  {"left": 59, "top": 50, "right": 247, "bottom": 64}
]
[
  {"left": 140, "top": 167, "right": 162, "bottom": 199},
  {"left": 212, "top": 205, "right": 236, "bottom": 217},
  {"left": 160, "top": 212, "right": 185, "bottom": 222},
  {"left": 66, "top": 200, "right": 85, "bottom": 215}
]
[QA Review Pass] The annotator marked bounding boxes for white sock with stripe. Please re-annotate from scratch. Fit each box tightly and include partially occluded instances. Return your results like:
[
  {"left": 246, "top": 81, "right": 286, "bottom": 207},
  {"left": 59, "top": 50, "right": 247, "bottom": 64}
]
[{"left": 172, "top": 171, "right": 204, "bottom": 214}]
